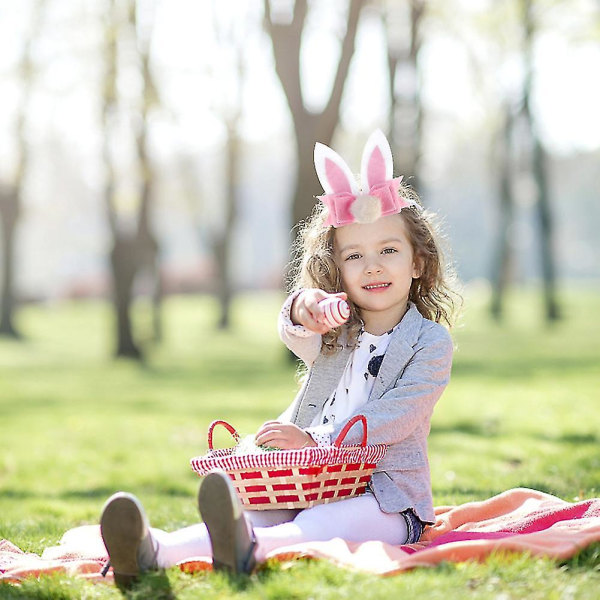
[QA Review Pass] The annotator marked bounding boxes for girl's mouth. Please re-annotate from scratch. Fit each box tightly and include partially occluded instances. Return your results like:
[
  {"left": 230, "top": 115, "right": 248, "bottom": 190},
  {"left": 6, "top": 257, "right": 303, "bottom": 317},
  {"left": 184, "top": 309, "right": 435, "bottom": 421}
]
[{"left": 362, "top": 282, "right": 391, "bottom": 291}]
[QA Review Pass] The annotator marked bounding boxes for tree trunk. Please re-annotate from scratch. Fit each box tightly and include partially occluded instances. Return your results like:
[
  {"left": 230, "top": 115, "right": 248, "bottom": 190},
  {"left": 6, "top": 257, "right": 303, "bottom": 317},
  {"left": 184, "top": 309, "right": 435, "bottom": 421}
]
[
  {"left": 102, "top": 0, "right": 161, "bottom": 359},
  {"left": 133, "top": 0, "right": 162, "bottom": 342},
  {"left": 0, "top": 0, "right": 43, "bottom": 338},
  {"left": 110, "top": 236, "right": 141, "bottom": 358},
  {"left": 212, "top": 4, "right": 247, "bottom": 330},
  {"left": 292, "top": 116, "right": 331, "bottom": 228},
  {"left": 521, "top": 0, "right": 560, "bottom": 321},
  {"left": 490, "top": 104, "right": 515, "bottom": 320},
  {"left": 0, "top": 187, "right": 20, "bottom": 337},
  {"left": 216, "top": 122, "right": 239, "bottom": 330},
  {"left": 531, "top": 138, "right": 559, "bottom": 320},
  {"left": 265, "top": 0, "right": 364, "bottom": 226},
  {"left": 384, "top": 0, "right": 425, "bottom": 191},
  {"left": 102, "top": 0, "right": 143, "bottom": 359}
]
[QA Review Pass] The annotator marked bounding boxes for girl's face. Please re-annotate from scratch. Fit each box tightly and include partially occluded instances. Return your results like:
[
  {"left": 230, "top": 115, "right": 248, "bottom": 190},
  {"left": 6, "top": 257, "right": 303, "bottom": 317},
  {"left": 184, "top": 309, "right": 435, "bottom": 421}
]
[{"left": 333, "top": 214, "right": 420, "bottom": 335}]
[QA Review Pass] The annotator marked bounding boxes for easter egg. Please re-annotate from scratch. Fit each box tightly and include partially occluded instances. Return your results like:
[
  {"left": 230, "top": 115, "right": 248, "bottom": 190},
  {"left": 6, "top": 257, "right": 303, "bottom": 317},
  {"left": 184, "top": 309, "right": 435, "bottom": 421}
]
[{"left": 319, "top": 297, "right": 350, "bottom": 329}]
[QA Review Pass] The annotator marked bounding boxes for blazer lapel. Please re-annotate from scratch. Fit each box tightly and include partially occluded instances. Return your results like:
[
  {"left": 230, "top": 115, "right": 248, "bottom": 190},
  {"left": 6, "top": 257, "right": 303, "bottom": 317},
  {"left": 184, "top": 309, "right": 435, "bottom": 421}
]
[{"left": 370, "top": 303, "right": 423, "bottom": 399}]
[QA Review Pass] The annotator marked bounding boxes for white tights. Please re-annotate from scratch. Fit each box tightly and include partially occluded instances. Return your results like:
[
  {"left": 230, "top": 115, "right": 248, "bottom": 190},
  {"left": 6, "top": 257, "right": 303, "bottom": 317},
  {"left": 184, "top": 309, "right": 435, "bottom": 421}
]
[{"left": 152, "top": 493, "right": 408, "bottom": 568}]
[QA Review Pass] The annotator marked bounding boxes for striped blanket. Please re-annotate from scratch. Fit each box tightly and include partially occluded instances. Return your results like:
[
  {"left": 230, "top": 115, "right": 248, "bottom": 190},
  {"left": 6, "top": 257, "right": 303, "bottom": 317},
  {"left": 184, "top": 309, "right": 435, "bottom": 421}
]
[{"left": 2, "top": 488, "right": 600, "bottom": 583}]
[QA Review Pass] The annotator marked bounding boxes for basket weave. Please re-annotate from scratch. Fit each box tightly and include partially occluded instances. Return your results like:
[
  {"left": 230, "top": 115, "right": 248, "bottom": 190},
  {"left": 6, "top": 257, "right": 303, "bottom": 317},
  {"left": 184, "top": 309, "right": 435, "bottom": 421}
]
[{"left": 190, "top": 415, "right": 387, "bottom": 510}]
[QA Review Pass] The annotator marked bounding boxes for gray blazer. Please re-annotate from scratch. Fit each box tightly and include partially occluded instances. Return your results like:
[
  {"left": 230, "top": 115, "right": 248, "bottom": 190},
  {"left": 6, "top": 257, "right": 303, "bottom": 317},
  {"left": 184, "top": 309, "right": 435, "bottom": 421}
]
[{"left": 278, "top": 302, "right": 453, "bottom": 523}]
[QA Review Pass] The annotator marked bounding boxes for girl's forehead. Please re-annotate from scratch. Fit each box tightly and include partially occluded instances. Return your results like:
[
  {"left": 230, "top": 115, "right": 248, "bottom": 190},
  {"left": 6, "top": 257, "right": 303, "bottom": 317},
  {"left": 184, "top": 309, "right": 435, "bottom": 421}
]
[{"left": 333, "top": 214, "right": 409, "bottom": 246}]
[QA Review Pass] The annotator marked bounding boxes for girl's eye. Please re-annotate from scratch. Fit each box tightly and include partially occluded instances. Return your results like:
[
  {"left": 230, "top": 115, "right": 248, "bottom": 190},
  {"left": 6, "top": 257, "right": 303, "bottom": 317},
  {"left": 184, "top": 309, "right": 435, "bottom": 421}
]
[
  {"left": 382, "top": 247, "right": 398, "bottom": 255},
  {"left": 345, "top": 253, "right": 361, "bottom": 261}
]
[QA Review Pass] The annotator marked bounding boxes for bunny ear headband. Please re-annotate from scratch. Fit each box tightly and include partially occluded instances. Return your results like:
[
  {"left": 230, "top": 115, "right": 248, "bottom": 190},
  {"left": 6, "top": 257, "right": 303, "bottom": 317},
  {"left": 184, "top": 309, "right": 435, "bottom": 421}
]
[{"left": 314, "top": 129, "right": 416, "bottom": 228}]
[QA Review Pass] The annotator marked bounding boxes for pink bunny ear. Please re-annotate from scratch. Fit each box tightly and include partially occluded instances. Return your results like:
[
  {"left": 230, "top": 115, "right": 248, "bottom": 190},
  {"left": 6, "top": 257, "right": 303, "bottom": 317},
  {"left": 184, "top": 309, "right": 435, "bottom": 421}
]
[
  {"left": 360, "top": 129, "right": 393, "bottom": 191},
  {"left": 314, "top": 142, "right": 359, "bottom": 195}
]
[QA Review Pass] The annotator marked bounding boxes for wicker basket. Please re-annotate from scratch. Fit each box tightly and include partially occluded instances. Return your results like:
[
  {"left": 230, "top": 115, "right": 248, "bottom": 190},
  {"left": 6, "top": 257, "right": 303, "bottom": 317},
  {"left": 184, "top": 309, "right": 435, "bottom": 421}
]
[{"left": 190, "top": 415, "right": 387, "bottom": 510}]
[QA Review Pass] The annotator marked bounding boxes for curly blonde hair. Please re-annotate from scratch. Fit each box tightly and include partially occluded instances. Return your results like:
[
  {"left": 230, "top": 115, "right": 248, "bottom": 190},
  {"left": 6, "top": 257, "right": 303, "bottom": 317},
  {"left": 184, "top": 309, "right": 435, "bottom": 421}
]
[{"left": 288, "top": 185, "right": 461, "bottom": 354}]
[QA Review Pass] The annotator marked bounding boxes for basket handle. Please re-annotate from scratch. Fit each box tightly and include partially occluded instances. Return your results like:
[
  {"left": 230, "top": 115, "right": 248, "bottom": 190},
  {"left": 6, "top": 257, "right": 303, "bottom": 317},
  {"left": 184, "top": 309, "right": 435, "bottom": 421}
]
[
  {"left": 333, "top": 414, "right": 368, "bottom": 448},
  {"left": 207, "top": 420, "right": 241, "bottom": 450}
]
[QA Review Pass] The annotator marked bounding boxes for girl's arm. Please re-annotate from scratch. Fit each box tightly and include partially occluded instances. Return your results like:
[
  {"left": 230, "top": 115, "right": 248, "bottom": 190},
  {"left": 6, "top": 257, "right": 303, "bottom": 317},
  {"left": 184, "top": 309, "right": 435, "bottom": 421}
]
[
  {"left": 278, "top": 290, "right": 322, "bottom": 365},
  {"left": 279, "top": 288, "right": 349, "bottom": 365},
  {"left": 330, "top": 325, "right": 453, "bottom": 447}
]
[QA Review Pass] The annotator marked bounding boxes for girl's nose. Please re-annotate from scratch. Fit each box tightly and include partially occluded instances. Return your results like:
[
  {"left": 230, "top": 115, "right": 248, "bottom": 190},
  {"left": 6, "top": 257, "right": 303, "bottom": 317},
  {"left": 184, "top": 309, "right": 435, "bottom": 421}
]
[{"left": 365, "top": 260, "right": 383, "bottom": 275}]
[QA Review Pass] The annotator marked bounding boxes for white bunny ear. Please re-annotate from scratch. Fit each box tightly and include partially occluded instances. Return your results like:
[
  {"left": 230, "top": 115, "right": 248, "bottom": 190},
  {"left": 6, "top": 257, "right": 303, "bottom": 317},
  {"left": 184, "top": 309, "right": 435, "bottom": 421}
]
[
  {"left": 360, "top": 129, "right": 393, "bottom": 191},
  {"left": 314, "top": 142, "right": 359, "bottom": 195}
]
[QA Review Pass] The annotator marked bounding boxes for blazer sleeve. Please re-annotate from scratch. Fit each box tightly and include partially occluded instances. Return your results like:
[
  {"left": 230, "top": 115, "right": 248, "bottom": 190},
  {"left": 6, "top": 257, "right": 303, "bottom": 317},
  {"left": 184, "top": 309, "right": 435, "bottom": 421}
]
[
  {"left": 277, "top": 290, "right": 322, "bottom": 366},
  {"left": 330, "top": 326, "right": 453, "bottom": 447}
]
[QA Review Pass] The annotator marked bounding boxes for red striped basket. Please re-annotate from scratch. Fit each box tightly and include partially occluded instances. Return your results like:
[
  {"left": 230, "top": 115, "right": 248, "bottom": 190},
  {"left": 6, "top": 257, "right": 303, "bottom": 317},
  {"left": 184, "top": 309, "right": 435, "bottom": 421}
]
[{"left": 190, "top": 415, "right": 387, "bottom": 510}]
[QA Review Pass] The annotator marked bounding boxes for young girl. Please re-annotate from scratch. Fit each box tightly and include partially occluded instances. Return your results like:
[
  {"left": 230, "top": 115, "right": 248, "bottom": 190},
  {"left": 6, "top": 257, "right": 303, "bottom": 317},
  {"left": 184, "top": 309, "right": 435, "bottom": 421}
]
[{"left": 100, "top": 130, "right": 458, "bottom": 586}]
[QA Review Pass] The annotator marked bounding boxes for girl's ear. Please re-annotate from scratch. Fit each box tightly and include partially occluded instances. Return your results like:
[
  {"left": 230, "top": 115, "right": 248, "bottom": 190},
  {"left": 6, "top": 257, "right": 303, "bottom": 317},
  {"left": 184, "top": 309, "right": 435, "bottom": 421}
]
[
  {"left": 314, "top": 142, "right": 359, "bottom": 195},
  {"left": 360, "top": 129, "right": 393, "bottom": 191},
  {"left": 412, "top": 257, "right": 423, "bottom": 279}
]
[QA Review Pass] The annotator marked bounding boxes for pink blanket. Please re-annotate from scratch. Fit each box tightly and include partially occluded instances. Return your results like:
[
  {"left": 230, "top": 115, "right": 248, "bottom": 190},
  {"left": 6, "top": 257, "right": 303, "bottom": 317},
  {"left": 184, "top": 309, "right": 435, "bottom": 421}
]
[{"left": 2, "top": 488, "right": 600, "bottom": 583}]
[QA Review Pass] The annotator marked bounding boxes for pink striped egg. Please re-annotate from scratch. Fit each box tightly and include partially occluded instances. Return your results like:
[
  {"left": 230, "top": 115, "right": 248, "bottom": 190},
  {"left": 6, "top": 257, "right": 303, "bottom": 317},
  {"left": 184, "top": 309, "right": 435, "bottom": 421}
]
[{"left": 319, "top": 297, "right": 350, "bottom": 329}]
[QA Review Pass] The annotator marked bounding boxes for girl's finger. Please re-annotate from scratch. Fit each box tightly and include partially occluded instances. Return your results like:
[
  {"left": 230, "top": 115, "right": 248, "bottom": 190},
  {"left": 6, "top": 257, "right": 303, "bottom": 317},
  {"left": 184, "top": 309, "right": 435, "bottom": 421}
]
[
  {"left": 305, "top": 301, "right": 323, "bottom": 322},
  {"left": 258, "top": 420, "right": 281, "bottom": 430},
  {"left": 257, "top": 436, "right": 287, "bottom": 449},
  {"left": 300, "top": 309, "right": 329, "bottom": 334},
  {"left": 255, "top": 425, "right": 280, "bottom": 437}
]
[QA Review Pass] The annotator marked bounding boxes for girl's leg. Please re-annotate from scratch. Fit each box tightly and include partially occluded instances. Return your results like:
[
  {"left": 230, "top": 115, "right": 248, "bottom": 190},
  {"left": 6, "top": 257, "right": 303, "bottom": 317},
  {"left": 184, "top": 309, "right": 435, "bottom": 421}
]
[
  {"left": 153, "top": 494, "right": 406, "bottom": 567},
  {"left": 248, "top": 508, "right": 300, "bottom": 528},
  {"left": 151, "top": 524, "right": 210, "bottom": 568},
  {"left": 151, "top": 509, "right": 299, "bottom": 568},
  {"left": 252, "top": 493, "right": 408, "bottom": 561}
]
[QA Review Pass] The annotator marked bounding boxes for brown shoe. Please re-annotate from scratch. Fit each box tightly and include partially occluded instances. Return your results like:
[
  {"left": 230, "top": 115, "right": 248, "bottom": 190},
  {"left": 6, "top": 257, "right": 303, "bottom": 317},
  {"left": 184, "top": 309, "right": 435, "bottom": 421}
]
[
  {"left": 100, "top": 492, "right": 159, "bottom": 588},
  {"left": 198, "top": 471, "right": 256, "bottom": 574}
]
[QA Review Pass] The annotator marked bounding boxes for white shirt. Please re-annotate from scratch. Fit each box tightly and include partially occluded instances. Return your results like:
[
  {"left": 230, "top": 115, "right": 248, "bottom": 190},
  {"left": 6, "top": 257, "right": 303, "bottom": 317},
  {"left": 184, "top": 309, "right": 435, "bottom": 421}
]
[{"left": 310, "top": 327, "right": 396, "bottom": 430}]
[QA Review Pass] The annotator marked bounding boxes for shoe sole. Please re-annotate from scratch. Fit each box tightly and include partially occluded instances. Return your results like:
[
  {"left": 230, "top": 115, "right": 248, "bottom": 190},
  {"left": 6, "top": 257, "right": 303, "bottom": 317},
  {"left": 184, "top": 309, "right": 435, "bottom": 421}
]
[
  {"left": 198, "top": 471, "right": 252, "bottom": 574},
  {"left": 100, "top": 493, "right": 146, "bottom": 588}
]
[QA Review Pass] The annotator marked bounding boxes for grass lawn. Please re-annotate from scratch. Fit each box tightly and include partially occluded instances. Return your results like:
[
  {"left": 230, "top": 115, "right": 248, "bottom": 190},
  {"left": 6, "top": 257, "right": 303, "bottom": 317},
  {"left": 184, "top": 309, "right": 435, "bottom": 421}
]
[{"left": 1, "top": 286, "right": 599, "bottom": 599}]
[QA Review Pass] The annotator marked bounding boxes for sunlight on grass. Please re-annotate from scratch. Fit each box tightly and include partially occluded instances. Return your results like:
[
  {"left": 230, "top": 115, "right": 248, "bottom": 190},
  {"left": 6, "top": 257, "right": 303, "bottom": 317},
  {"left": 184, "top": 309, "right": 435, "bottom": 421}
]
[{"left": 1, "top": 286, "right": 599, "bottom": 598}]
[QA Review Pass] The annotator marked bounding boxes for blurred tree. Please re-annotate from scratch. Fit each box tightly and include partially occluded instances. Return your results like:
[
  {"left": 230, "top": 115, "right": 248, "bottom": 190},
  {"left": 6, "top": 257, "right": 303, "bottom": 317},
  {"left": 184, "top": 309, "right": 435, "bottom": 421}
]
[
  {"left": 208, "top": 2, "right": 250, "bottom": 330},
  {"left": 383, "top": 0, "right": 425, "bottom": 191},
  {"left": 102, "top": 0, "right": 161, "bottom": 359},
  {"left": 215, "top": 120, "right": 240, "bottom": 330},
  {"left": 520, "top": 0, "right": 559, "bottom": 321},
  {"left": 0, "top": 184, "right": 20, "bottom": 337},
  {"left": 490, "top": 0, "right": 559, "bottom": 321},
  {"left": 264, "top": 0, "right": 365, "bottom": 228},
  {"left": 0, "top": 0, "right": 44, "bottom": 338},
  {"left": 491, "top": 101, "right": 517, "bottom": 319},
  {"left": 130, "top": 0, "right": 163, "bottom": 341}
]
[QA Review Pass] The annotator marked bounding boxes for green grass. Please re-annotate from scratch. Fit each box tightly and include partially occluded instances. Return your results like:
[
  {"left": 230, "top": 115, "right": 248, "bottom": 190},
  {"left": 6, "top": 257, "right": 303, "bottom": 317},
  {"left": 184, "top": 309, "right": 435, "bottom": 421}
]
[{"left": 1, "top": 287, "right": 599, "bottom": 598}]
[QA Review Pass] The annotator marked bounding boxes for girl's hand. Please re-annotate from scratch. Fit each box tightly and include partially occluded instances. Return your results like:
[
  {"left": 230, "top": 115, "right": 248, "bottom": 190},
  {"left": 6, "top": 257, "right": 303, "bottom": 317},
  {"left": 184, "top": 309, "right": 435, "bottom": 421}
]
[
  {"left": 291, "top": 289, "right": 348, "bottom": 334},
  {"left": 255, "top": 421, "right": 317, "bottom": 450}
]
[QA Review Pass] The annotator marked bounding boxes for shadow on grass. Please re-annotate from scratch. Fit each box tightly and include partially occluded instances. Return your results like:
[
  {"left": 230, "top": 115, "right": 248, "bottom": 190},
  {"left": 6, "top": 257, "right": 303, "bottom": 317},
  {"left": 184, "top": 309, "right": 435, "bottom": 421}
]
[
  {"left": 511, "top": 482, "right": 559, "bottom": 496},
  {"left": 433, "top": 487, "right": 503, "bottom": 499},
  {"left": 61, "top": 486, "right": 195, "bottom": 501},
  {"left": 561, "top": 541, "right": 600, "bottom": 571},
  {"left": 115, "top": 570, "right": 175, "bottom": 600},
  {"left": 431, "top": 423, "right": 599, "bottom": 446},
  {"left": 452, "top": 356, "right": 600, "bottom": 379},
  {"left": 535, "top": 432, "right": 599, "bottom": 444},
  {"left": 0, "top": 485, "right": 195, "bottom": 502},
  {"left": 0, "top": 571, "right": 176, "bottom": 600},
  {"left": 139, "top": 357, "right": 295, "bottom": 383},
  {"left": 430, "top": 420, "right": 501, "bottom": 437}
]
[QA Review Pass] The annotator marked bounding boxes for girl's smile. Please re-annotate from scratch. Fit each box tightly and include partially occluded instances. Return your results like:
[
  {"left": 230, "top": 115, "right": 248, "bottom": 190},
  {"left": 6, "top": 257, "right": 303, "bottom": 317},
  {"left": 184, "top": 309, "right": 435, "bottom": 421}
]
[
  {"left": 334, "top": 214, "right": 420, "bottom": 335},
  {"left": 362, "top": 282, "right": 392, "bottom": 291}
]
